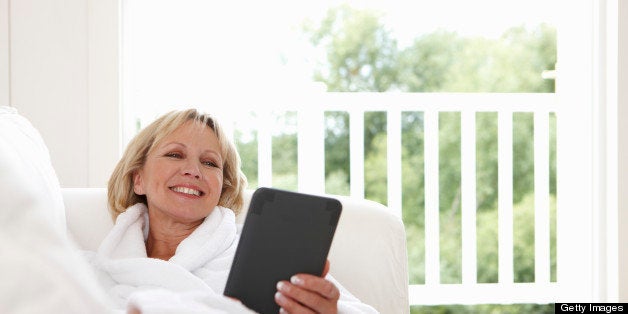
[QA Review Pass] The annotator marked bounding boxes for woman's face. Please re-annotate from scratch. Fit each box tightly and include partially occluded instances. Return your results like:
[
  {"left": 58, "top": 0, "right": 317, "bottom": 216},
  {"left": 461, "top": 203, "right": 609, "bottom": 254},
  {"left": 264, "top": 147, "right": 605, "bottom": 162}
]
[{"left": 133, "top": 121, "right": 224, "bottom": 223}]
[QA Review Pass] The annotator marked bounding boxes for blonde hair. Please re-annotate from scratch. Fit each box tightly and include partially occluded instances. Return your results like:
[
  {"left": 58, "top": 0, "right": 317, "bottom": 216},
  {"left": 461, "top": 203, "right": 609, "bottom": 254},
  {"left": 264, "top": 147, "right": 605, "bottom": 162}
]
[{"left": 107, "top": 109, "right": 247, "bottom": 220}]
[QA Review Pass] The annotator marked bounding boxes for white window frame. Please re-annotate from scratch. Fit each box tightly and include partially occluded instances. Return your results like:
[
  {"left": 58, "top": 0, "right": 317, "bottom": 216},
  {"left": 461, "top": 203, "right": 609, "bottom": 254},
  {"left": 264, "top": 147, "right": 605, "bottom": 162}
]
[{"left": 555, "top": 0, "right": 628, "bottom": 303}]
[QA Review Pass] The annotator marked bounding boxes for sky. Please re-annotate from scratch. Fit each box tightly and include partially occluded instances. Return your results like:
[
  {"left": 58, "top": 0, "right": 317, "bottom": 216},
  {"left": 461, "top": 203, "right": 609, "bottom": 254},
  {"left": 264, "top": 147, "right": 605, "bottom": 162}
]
[
  {"left": 379, "top": 0, "right": 558, "bottom": 45},
  {"left": 122, "top": 0, "right": 559, "bottom": 134},
  {"left": 260, "top": 0, "right": 559, "bottom": 44}
]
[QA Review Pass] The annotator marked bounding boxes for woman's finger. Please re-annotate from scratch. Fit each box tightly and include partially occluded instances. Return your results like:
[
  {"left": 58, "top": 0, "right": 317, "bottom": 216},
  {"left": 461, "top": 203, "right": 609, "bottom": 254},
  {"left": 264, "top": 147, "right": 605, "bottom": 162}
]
[
  {"left": 290, "top": 274, "right": 340, "bottom": 300},
  {"left": 274, "top": 290, "right": 315, "bottom": 314},
  {"left": 276, "top": 277, "right": 339, "bottom": 313}
]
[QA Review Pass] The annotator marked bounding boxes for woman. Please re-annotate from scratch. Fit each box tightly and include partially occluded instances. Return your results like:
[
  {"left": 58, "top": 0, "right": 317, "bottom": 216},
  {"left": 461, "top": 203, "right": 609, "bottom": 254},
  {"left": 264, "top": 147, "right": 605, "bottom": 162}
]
[{"left": 87, "top": 109, "right": 377, "bottom": 313}]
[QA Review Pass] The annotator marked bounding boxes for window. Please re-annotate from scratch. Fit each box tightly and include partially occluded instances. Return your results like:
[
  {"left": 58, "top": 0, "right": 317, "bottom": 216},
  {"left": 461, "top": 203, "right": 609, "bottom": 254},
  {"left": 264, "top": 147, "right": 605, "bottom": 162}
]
[{"left": 121, "top": 0, "right": 587, "bottom": 310}]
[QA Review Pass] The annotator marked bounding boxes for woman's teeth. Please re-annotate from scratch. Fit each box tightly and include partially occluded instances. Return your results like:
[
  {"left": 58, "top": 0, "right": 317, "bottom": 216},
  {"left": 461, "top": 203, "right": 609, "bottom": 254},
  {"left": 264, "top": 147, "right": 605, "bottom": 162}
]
[{"left": 171, "top": 186, "right": 201, "bottom": 196}]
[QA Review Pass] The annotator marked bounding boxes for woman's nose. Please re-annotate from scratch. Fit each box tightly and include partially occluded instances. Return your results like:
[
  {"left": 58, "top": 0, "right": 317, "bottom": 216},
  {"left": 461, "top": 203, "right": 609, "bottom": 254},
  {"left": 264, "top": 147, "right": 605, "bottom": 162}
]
[{"left": 182, "top": 161, "right": 202, "bottom": 179}]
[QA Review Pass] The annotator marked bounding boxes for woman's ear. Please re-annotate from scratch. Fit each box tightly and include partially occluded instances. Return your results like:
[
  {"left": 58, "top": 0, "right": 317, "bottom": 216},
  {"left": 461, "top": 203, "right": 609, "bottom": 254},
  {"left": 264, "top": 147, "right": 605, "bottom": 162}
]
[{"left": 133, "top": 171, "right": 145, "bottom": 195}]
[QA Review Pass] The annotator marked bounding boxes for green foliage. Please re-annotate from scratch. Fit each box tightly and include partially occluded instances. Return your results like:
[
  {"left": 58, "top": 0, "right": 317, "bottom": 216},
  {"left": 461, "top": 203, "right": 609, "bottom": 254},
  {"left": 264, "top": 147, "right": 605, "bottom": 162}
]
[
  {"left": 234, "top": 129, "right": 258, "bottom": 189},
  {"left": 271, "top": 112, "right": 298, "bottom": 191},
  {"left": 397, "top": 31, "right": 464, "bottom": 92},
  {"left": 363, "top": 132, "right": 387, "bottom": 204},
  {"left": 303, "top": 4, "right": 398, "bottom": 92},
  {"left": 401, "top": 112, "right": 426, "bottom": 284},
  {"left": 324, "top": 112, "right": 350, "bottom": 195},
  {"left": 363, "top": 113, "right": 388, "bottom": 204},
  {"left": 476, "top": 199, "right": 499, "bottom": 283},
  {"left": 398, "top": 25, "right": 556, "bottom": 93},
  {"left": 325, "top": 170, "right": 350, "bottom": 196},
  {"left": 475, "top": 113, "right": 499, "bottom": 212},
  {"left": 439, "top": 112, "right": 462, "bottom": 283},
  {"left": 513, "top": 113, "right": 535, "bottom": 205},
  {"left": 401, "top": 112, "right": 425, "bottom": 225},
  {"left": 411, "top": 303, "right": 554, "bottom": 314}
]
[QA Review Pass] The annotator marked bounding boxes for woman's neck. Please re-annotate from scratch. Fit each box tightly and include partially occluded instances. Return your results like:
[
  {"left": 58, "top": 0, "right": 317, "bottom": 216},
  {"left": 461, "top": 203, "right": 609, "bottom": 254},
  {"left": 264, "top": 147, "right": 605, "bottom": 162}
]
[{"left": 145, "top": 210, "right": 203, "bottom": 260}]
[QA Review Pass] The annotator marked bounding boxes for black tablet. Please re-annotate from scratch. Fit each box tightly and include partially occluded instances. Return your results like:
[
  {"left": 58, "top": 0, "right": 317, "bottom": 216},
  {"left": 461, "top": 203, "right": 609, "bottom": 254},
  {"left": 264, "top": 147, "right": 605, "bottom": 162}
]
[{"left": 223, "top": 187, "right": 342, "bottom": 314}]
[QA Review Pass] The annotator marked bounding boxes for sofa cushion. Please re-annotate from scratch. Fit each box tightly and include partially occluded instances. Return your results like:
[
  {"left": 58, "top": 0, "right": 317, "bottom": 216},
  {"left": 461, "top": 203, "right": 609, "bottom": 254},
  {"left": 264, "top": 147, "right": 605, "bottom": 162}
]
[{"left": 0, "top": 106, "right": 66, "bottom": 231}]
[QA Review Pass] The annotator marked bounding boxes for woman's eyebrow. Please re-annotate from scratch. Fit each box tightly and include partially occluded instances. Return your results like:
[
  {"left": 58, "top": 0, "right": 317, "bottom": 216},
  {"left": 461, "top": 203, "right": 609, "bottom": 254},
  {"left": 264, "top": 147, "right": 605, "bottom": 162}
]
[
  {"left": 202, "top": 149, "right": 223, "bottom": 160},
  {"left": 161, "top": 141, "right": 186, "bottom": 149},
  {"left": 162, "top": 142, "right": 222, "bottom": 158}
]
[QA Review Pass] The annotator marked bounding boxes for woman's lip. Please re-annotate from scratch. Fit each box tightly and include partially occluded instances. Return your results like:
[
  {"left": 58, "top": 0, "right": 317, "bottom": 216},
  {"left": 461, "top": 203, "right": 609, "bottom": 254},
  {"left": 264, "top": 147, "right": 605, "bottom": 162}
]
[{"left": 169, "top": 185, "right": 205, "bottom": 196}]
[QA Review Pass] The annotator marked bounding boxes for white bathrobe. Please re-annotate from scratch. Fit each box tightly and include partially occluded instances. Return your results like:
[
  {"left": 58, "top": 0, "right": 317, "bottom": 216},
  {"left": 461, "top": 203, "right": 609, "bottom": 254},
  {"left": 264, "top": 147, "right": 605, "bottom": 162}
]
[{"left": 86, "top": 203, "right": 378, "bottom": 314}]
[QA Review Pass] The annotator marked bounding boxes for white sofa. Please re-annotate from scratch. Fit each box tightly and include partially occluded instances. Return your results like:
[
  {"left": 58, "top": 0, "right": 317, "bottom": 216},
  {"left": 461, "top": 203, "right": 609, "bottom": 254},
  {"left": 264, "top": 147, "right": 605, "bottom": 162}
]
[
  {"left": 63, "top": 188, "right": 410, "bottom": 314},
  {"left": 0, "top": 106, "right": 409, "bottom": 314}
]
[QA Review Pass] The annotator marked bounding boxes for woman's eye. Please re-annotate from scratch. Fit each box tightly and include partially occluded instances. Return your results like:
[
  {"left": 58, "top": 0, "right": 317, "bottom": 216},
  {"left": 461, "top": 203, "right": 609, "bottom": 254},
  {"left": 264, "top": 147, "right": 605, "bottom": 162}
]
[
  {"left": 202, "top": 161, "right": 218, "bottom": 168},
  {"left": 165, "top": 152, "right": 182, "bottom": 159}
]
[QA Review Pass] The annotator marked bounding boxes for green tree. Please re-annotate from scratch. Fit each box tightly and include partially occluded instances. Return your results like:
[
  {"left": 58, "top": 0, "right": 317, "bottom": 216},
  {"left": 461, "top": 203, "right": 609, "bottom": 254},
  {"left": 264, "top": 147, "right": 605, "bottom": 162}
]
[
  {"left": 397, "top": 31, "right": 462, "bottom": 92},
  {"left": 398, "top": 25, "right": 556, "bottom": 93},
  {"left": 303, "top": 4, "right": 398, "bottom": 92}
]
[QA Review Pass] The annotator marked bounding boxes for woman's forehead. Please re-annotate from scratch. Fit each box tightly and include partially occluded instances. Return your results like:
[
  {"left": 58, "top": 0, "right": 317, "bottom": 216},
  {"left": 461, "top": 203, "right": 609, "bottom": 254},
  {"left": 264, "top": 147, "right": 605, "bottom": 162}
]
[{"left": 153, "top": 121, "right": 221, "bottom": 151}]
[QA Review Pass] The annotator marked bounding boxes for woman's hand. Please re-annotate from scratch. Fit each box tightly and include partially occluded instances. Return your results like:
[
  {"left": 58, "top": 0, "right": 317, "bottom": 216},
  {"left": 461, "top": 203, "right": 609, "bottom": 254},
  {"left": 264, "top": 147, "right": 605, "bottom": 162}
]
[
  {"left": 274, "top": 260, "right": 339, "bottom": 314},
  {"left": 127, "top": 306, "right": 141, "bottom": 314}
]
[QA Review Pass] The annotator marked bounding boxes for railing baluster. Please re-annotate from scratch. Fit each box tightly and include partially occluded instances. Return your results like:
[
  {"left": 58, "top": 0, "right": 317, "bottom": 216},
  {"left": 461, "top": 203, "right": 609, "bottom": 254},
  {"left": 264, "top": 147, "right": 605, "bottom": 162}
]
[
  {"left": 461, "top": 110, "right": 478, "bottom": 284},
  {"left": 498, "top": 111, "right": 514, "bottom": 284},
  {"left": 257, "top": 110, "right": 273, "bottom": 187},
  {"left": 387, "top": 109, "right": 402, "bottom": 217},
  {"left": 297, "top": 108, "right": 325, "bottom": 194},
  {"left": 534, "top": 111, "right": 551, "bottom": 283},
  {"left": 350, "top": 109, "right": 365, "bottom": 198},
  {"left": 425, "top": 109, "right": 440, "bottom": 285}
]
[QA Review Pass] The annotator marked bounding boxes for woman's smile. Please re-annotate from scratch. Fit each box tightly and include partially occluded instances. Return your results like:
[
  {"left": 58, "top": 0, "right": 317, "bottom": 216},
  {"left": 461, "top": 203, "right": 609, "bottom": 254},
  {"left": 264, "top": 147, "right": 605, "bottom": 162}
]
[{"left": 169, "top": 185, "right": 204, "bottom": 197}]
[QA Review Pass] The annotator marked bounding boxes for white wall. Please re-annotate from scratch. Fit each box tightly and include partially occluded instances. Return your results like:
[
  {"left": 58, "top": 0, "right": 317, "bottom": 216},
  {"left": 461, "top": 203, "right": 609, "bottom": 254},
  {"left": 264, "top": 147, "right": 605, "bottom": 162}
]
[
  {"left": 10, "top": 0, "right": 89, "bottom": 186},
  {"left": 2, "top": 0, "right": 119, "bottom": 187},
  {"left": 618, "top": 0, "right": 628, "bottom": 302},
  {"left": 0, "top": 0, "right": 9, "bottom": 105}
]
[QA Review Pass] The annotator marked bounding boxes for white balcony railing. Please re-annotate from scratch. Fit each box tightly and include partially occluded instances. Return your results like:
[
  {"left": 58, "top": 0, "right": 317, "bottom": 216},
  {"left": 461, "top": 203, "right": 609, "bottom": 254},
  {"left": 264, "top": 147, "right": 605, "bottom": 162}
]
[{"left": 135, "top": 92, "right": 558, "bottom": 305}]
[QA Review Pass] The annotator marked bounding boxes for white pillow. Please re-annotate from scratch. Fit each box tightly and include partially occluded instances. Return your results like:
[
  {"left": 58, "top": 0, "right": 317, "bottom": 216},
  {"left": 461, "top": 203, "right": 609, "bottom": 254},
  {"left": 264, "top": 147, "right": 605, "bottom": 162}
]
[{"left": 0, "top": 106, "right": 66, "bottom": 231}]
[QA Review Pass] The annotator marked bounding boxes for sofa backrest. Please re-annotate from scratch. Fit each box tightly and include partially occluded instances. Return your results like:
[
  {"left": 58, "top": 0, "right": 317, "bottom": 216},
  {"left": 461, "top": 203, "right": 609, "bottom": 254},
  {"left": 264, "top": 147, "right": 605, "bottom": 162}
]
[{"left": 63, "top": 188, "right": 409, "bottom": 314}]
